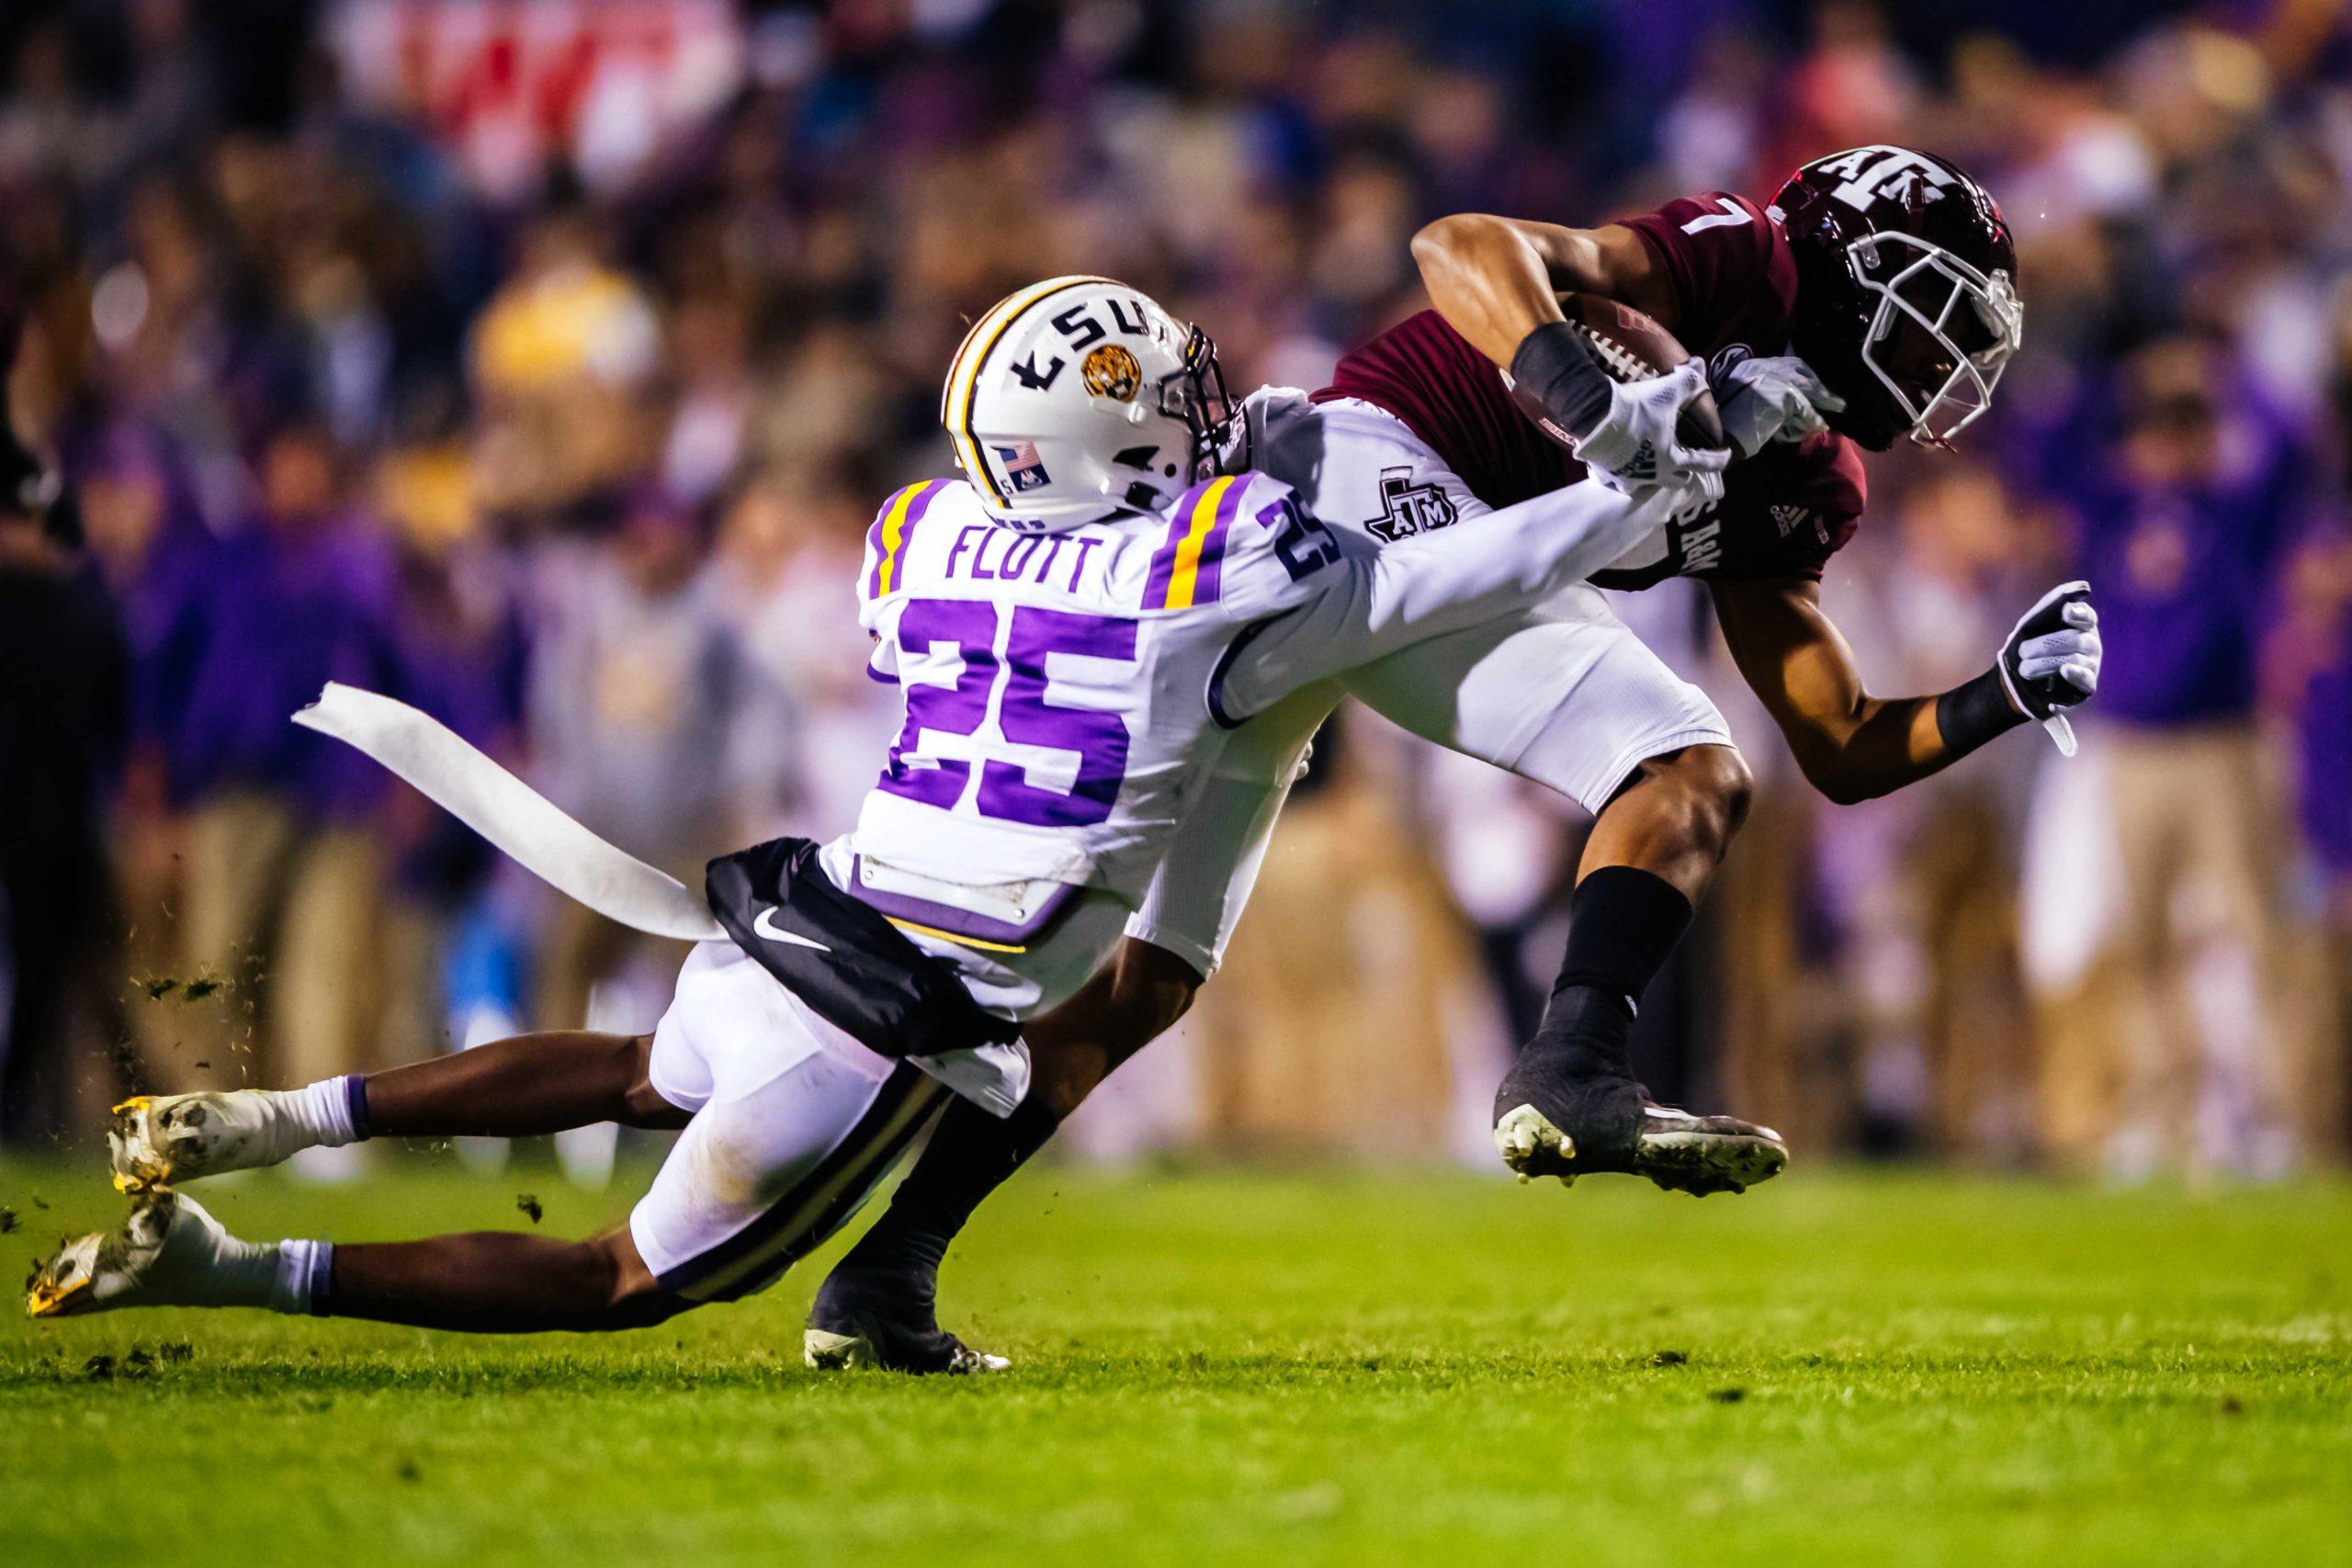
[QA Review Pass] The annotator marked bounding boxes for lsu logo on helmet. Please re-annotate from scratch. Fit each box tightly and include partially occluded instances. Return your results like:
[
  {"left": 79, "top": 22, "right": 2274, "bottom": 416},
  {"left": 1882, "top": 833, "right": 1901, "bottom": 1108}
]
[{"left": 1082, "top": 344, "right": 1141, "bottom": 402}]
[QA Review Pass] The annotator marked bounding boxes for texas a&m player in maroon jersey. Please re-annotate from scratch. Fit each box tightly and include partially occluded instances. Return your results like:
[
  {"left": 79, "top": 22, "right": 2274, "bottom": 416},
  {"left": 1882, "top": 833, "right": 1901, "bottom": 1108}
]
[{"left": 803, "top": 147, "right": 2107, "bottom": 1373}]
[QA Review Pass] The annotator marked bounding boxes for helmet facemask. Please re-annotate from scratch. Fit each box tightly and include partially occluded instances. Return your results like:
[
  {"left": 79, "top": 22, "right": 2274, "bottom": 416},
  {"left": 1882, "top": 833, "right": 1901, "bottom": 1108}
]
[
  {"left": 1847, "top": 231, "right": 2022, "bottom": 447},
  {"left": 1157, "top": 324, "right": 1234, "bottom": 480}
]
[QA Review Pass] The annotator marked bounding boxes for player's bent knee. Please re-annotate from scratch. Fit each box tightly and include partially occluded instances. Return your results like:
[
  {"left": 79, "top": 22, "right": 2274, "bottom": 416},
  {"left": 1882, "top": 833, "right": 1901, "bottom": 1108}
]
[
  {"left": 1683, "top": 744, "right": 1755, "bottom": 839},
  {"left": 1111, "top": 940, "right": 1204, "bottom": 1037},
  {"left": 582, "top": 1227, "right": 695, "bottom": 1329},
  {"left": 1617, "top": 744, "right": 1753, "bottom": 860},
  {"left": 620, "top": 1033, "right": 692, "bottom": 1130}
]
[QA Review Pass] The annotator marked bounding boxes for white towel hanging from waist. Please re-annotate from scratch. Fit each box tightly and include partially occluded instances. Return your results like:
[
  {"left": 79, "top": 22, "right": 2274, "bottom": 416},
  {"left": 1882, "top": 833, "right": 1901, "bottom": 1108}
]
[{"left": 293, "top": 682, "right": 726, "bottom": 943}]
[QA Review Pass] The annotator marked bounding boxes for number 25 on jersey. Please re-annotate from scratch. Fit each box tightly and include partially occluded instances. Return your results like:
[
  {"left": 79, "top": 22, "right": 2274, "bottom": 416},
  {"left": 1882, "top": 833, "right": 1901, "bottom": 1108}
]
[{"left": 880, "top": 600, "right": 1138, "bottom": 829}]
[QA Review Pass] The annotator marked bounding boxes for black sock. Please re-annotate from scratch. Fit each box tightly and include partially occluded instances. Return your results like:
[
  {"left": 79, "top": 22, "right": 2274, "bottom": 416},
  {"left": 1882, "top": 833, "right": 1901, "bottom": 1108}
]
[
  {"left": 829, "top": 1093, "right": 1064, "bottom": 1303},
  {"left": 1524, "top": 865, "right": 1694, "bottom": 1081}
]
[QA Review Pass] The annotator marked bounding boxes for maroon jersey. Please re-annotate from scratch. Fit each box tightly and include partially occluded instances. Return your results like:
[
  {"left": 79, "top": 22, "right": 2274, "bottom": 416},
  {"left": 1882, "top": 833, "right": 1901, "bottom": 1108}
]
[{"left": 1314, "top": 190, "right": 1865, "bottom": 590}]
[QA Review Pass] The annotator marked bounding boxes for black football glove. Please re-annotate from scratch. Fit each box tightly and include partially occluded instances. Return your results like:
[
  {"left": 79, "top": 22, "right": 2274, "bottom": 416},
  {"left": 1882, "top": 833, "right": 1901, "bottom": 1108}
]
[{"left": 1997, "top": 581, "right": 2100, "bottom": 756}]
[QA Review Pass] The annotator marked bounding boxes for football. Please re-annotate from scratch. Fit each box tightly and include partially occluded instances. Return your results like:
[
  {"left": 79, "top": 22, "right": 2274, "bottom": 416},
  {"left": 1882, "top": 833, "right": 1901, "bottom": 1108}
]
[{"left": 1505, "top": 291, "right": 1728, "bottom": 457}]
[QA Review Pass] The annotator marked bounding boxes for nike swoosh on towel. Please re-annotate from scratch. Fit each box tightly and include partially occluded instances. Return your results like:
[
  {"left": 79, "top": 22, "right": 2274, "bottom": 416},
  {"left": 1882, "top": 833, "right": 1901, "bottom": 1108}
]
[{"left": 752, "top": 908, "right": 832, "bottom": 953}]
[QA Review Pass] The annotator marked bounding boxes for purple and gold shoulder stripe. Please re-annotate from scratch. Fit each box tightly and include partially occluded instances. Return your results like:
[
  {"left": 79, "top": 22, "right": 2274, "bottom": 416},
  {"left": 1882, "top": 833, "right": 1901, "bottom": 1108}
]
[
  {"left": 1142, "top": 474, "right": 1244, "bottom": 611},
  {"left": 865, "top": 480, "right": 942, "bottom": 600}
]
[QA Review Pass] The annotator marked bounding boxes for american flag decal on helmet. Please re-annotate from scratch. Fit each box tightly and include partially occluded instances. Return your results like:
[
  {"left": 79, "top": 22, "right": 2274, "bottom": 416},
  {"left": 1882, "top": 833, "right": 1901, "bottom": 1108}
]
[{"left": 995, "top": 440, "right": 1052, "bottom": 493}]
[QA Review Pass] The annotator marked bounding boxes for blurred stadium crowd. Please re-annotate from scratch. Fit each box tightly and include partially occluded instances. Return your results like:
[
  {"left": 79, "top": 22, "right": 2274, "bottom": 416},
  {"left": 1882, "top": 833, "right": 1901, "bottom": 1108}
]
[{"left": 1, "top": 0, "right": 2347, "bottom": 1179}]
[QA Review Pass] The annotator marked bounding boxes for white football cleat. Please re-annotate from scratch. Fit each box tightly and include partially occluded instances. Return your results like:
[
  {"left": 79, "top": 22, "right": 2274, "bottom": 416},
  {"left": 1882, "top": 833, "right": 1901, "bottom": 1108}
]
[
  {"left": 1495, "top": 1104, "right": 1578, "bottom": 1188},
  {"left": 804, "top": 1270, "right": 1011, "bottom": 1374},
  {"left": 110, "top": 1090, "right": 313, "bottom": 1191},
  {"left": 1494, "top": 1100, "right": 1787, "bottom": 1196},
  {"left": 804, "top": 1325, "right": 1009, "bottom": 1375},
  {"left": 26, "top": 1192, "right": 246, "bottom": 1319}
]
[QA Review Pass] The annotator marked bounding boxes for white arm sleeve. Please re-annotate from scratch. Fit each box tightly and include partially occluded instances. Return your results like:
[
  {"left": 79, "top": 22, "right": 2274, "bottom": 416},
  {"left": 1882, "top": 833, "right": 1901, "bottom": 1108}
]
[{"left": 1210, "top": 475, "right": 1675, "bottom": 725}]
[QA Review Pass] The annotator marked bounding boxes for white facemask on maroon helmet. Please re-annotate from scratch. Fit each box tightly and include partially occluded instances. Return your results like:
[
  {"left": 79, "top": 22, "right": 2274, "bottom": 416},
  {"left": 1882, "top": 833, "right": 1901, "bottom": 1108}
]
[{"left": 1774, "top": 146, "right": 2023, "bottom": 450}]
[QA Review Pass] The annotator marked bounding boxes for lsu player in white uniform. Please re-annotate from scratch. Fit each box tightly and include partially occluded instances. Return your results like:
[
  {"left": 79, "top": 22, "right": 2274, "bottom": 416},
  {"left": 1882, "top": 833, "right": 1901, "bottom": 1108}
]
[{"left": 29, "top": 279, "right": 1716, "bottom": 1352}]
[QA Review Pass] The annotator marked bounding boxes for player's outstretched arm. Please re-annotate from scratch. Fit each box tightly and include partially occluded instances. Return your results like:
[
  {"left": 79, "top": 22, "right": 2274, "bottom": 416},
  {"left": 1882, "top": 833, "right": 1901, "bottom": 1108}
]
[
  {"left": 1411, "top": 215, "right": 1720, "bottom": 497},
  {"left": 1216, "top": 430, "right": 1714, "bottom": 725},
  {"left": 1711, "top": 576, "right": 2101, "bottom": 804},
  {"left": 1410, "top": 214, "right": 1677, "bottom": 366}
]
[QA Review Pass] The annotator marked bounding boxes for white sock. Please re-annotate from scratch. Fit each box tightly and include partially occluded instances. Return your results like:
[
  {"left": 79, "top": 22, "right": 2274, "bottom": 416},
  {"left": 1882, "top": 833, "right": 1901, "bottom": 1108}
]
[
  {"left": 208, "top": 1234, "right": 282, "bottom": 1310},
  {"left": 269, "top": 1239, "right": 334, "bottom": 1315},
  {"left": 272, "top": 1077, "right": 363, "bottom": 1148}
]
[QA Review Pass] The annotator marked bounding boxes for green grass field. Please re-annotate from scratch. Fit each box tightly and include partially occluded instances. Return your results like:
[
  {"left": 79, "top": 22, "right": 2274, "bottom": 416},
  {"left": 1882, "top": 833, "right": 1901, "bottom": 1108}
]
[{"left": 2, "top": 1156, "right": 2348, "bottom": 1567}]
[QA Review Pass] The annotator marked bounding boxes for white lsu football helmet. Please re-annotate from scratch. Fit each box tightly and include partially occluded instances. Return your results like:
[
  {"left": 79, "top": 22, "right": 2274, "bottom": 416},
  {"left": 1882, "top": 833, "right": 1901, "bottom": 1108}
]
[{"left": 941, "top": 276, "right": 1232, "bottom": 533}]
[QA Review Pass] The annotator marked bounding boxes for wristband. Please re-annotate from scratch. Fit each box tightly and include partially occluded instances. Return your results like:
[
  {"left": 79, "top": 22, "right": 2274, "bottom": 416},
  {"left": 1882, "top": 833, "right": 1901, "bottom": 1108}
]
[
  {"left": 1934, "top": 667, "right": 2027, "bottom": 760},
  {"left": 1508, "top": 321, "right": 1616, "bottom": 441}
]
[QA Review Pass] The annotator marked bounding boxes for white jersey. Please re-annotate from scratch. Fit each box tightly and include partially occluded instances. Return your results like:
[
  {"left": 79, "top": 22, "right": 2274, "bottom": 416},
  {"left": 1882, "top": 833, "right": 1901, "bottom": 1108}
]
[{"left": 822, "top": 464, "right": 1677, "bottom": 1031}]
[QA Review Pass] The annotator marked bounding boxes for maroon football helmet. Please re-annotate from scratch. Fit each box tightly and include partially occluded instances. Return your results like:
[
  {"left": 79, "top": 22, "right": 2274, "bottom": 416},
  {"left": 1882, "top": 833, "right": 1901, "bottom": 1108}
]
[{"left": 1772, "top": 146, "right": 2022, "bottom": 450}]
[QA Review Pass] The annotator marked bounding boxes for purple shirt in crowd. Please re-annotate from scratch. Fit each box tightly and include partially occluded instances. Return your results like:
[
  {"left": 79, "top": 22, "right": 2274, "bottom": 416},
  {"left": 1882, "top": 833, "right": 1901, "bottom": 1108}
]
[
  {"left": 393, "top": 561, "right": 528, "bottom": 755},
  {"left": 2297, "top": 576, "right": 2352, "bottom": 877},
  {"left": 2065, "top": 416, "right": 2302, "bottom": 728},
  {"left": 153, "top": 514, "right": 407, "bottom": 822},
  {"left": 2302, "top": 655, "right": 2352, "bottom": 876}
]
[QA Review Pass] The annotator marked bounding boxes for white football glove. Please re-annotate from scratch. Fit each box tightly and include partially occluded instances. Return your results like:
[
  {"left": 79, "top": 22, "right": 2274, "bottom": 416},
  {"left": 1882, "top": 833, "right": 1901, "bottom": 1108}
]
[
  {"left": 1574, "top": 359, "right": 1730, "bottom": 514},
  {"left": 1997, "top": 581, "right": 2101, "bottom": 756},
  {"left": 1712, "top": 354, "right": 1846, "bottom": 457}
]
